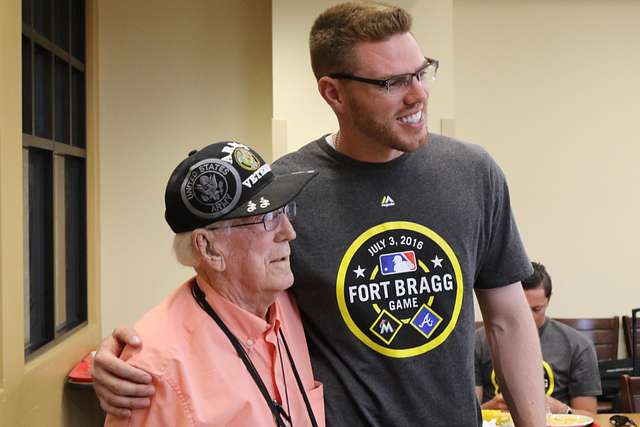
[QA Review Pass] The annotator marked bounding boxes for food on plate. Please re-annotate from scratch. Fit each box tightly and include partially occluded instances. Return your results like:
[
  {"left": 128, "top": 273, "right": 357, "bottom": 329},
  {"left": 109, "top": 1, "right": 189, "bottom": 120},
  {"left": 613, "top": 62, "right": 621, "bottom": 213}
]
[
  {"left": 481, "top": 410, "right": 593, "bottom": 427},
  {"left": 546, "top": 413, "right": 594, "bottom": 427}
]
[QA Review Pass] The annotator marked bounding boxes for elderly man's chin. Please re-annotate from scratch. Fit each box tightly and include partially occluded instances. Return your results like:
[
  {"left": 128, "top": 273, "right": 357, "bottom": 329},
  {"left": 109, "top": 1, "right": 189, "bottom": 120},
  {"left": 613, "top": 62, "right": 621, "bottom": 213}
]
[{"left": 269, "top": 261, "right": 295, "bottom": 290}]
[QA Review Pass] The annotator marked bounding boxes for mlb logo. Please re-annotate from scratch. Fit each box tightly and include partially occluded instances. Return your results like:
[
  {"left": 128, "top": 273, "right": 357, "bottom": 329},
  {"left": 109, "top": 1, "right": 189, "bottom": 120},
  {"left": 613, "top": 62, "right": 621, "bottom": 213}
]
[
  {"left": 379, "top": 251, "right": 417, "bottom": 276},
  {"left": 410, "top": 305, "right": 443, "bottom": 339}
]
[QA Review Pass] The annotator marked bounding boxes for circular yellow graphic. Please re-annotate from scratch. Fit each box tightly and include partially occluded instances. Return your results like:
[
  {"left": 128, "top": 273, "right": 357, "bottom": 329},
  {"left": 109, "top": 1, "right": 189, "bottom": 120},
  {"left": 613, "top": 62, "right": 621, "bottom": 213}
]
[
  {"left": 336, "top": 221, "right": 464, "bottom": 358},
  {"left": 491, "top": 360, "right": 555, "bottom": 396}
]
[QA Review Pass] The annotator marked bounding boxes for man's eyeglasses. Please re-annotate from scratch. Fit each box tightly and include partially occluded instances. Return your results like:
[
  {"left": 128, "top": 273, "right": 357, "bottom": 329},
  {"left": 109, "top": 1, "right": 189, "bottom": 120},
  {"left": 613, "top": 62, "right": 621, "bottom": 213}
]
[
  {"left": 207, "top": 202, "right": 296, "bottom": 232},
  {"left": 610, "top": 415, "right": 638, "bottom": 427},
  {"left": 329, "top": 57, "right": 439, "bottom": 95}
]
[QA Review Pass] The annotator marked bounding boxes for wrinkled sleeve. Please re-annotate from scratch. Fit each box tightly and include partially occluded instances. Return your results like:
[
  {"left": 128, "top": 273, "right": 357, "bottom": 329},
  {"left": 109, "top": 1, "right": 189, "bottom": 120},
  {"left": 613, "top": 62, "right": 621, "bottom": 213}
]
[{"left": 104, "top": 374, "right": 193, "bottom": 427}]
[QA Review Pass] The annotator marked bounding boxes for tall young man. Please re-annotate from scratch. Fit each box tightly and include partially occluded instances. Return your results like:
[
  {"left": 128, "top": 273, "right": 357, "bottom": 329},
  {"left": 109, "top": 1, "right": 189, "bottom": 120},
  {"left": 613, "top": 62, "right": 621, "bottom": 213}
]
[{"left": 93, "top": 3, "right": 545, "bottom": 426}]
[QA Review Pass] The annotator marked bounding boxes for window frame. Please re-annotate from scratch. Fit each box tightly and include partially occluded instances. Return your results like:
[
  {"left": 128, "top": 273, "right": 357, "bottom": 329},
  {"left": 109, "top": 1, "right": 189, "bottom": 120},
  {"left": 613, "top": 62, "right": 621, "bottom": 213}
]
[{"left": 21, "top": 0, "right": 88, "bottom": 357}]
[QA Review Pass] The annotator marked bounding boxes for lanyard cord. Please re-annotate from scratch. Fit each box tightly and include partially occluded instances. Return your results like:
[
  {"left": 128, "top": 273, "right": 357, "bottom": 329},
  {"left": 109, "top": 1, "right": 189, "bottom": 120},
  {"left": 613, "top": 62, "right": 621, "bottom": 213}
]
[
  {"left": 278, "top": 326, "right": 319, "bottom": 427},
  {"left": 276, "top": 335, "right": 291, "bottom": 423},
  {"left": 191, "top": 283, "right": 318, "bottom": 427}
]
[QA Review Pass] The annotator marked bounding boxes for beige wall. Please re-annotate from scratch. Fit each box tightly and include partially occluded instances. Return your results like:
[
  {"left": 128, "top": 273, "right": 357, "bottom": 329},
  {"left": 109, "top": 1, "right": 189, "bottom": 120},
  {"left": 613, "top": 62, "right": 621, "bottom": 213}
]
[
  {"left": 99, "top": 0, "right": 273, "bottom": 336},
  {"left": 272, "top": 0, "right": 456, "bottom": 156},
  {"left": 454, "top": 0, "right": 640, "bottom": 322},
  {"left": 0, "top": 0, "right": 102, "bottom": 425}
]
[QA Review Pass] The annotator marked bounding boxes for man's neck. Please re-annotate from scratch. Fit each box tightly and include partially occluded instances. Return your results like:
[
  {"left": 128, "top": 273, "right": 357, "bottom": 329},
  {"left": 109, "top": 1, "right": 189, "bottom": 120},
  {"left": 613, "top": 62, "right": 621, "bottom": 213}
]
[{"left": 333, "top": 130, "right": 404, "bottom": 163}]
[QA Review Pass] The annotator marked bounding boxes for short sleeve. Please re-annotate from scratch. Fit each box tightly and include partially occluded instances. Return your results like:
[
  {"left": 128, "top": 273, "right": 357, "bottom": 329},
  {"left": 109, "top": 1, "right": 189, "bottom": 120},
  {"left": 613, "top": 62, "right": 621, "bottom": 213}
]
[
  {"left": 106, "top": 374, "right": 194, "bottom": 427},
  {"left": 475, "top": 158, "right": 532, "bottom": 289},
  {"left": 568, "top": 343, "right": 602, "bottom": 397}
]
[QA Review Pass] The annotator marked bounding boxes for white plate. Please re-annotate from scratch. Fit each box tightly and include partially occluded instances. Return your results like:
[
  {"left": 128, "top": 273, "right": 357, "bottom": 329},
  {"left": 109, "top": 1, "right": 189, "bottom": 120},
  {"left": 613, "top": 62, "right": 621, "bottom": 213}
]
[{"left": 546, "top": 414, "right": 594, "bottom": 427}]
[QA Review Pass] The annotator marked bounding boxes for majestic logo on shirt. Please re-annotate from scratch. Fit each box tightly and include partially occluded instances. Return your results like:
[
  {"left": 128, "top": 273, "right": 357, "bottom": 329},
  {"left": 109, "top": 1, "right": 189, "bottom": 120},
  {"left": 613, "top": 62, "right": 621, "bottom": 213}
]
[
  {"left": 336, "top": 221, "right": 464, "bottom": 358},
  {"left": 491, "top": 360, "right": 555, "bottom": 396},
  {"left": 181, "top": 158, "right": 241, "bottom": 219},
  {"left": 381, "top": 195, "right": 395, "bottom": 208}
]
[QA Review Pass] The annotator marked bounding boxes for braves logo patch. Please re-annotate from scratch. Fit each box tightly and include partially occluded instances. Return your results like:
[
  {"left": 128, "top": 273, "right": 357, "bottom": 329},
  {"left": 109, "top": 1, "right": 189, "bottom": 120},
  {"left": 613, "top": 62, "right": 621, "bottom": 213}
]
[
  {"left": 181, "top": 158, "right": 241, "bottom": 219},
  {"left": 336, "top": 221, "right": 464, "bottom": 358}
]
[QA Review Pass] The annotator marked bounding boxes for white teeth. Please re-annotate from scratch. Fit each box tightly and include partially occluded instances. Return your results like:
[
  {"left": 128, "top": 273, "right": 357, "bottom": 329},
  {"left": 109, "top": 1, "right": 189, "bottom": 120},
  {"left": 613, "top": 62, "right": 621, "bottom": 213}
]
[{"left": 399, "top": 110, "right": 422, "bottom": 124}]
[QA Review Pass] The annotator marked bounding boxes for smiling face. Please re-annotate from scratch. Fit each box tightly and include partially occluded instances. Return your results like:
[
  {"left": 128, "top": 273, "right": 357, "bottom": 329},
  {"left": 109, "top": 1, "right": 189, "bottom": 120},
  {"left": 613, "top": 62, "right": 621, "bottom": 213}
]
[{"left": 337, "top": 32, "right": 429, "bottom": 161}]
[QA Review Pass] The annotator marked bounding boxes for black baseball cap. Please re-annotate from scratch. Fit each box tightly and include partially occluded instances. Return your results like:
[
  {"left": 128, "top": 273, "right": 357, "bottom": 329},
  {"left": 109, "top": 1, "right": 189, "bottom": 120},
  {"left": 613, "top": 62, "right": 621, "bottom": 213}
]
[{"left": 165, "top": 141, "right": 317, "bottom": 233}]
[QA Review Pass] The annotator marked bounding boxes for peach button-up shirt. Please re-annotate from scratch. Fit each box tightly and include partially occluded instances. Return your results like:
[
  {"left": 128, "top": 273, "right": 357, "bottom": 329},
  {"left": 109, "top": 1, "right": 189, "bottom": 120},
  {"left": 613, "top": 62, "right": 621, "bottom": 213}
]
[{"left": 105, "top": 277, "right": 324, "bottom": 427}]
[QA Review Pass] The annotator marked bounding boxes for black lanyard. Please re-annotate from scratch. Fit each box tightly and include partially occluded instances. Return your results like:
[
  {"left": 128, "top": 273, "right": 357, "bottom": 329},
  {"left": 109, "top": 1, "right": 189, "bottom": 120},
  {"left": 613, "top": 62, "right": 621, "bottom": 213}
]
[{"left": 191, "top": 282, "right": 318, "bottom": 427}]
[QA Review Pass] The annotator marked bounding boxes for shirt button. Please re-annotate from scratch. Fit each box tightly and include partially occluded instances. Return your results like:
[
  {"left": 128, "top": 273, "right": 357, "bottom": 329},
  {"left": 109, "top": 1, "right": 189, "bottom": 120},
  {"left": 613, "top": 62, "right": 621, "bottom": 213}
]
[{"left": 246, "top": 339, "right": 254, "bottom": 347}]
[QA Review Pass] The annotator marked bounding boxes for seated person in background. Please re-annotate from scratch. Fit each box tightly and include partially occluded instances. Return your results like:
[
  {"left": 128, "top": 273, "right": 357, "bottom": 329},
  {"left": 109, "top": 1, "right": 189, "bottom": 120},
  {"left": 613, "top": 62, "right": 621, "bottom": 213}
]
[
  {"left": 475, "top": 261, "right": 601, "bottom": 417},
  {"left": 104, "top": 141, "right": 323, "bottom": 427}
]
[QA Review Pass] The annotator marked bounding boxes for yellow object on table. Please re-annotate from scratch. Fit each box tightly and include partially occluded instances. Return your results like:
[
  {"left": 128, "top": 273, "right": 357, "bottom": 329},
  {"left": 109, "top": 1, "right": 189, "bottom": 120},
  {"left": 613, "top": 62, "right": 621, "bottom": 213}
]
[{"left": 481, "top": 409, "right": 513, "bottom": 426}]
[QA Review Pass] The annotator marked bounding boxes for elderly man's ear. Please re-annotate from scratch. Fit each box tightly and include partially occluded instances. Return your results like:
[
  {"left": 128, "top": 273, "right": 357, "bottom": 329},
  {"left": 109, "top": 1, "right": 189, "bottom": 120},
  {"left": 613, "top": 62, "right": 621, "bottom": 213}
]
[{"left": 192, "top": 230, "right": 225, "bottom": 271}]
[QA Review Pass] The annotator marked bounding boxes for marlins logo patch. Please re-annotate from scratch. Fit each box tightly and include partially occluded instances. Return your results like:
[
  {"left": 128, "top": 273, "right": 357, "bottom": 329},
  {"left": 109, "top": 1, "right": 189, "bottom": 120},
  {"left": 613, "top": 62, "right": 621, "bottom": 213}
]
[
  {"left": 337, "top": 221, "right": 464, "bottom": 358},
  {"left": 180, "top": 158, "right": 242, "bottom": 219}
]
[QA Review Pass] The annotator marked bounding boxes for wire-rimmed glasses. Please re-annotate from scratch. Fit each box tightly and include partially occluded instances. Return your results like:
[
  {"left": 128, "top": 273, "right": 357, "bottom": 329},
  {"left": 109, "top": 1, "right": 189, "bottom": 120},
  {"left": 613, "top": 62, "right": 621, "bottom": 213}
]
[{"left": 207, "top": 202, "right": 296, "bottom": 232}]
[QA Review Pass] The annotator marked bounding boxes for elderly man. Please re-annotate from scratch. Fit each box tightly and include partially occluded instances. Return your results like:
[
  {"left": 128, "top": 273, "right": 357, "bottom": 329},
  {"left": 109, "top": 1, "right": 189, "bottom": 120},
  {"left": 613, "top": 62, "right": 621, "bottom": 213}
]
[{"left": 104, "top": 141, "right": 323, "bottom": 426}]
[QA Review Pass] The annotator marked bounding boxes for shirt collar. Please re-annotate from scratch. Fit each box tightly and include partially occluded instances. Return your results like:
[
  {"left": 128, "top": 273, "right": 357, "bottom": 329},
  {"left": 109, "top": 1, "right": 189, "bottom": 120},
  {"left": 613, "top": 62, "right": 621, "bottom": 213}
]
[{"left": 194, "top": 276, "right": 283, "bottom": 344}]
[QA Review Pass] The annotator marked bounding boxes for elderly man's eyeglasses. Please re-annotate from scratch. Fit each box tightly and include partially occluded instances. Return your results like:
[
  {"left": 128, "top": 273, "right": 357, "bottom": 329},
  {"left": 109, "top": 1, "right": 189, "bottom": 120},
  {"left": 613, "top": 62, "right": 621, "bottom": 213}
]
[
  {"left": 208, "top": 202, "right": 296, "bottom": 232},
  {"left": 329, "top": 57, "right": 439, "bottom": 95},
  {"left": 610, "top": 415, "right": 638, "bottom": 426}
]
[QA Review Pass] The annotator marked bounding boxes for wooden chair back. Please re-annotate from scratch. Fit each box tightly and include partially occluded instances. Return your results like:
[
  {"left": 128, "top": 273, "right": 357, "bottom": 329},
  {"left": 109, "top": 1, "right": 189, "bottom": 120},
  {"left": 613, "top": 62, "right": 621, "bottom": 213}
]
[
  {"left": 553, "top": 317, "right": 619, "bottom": 361},
  {"left": 622, "top": 315, "right": 640, "bottom": 358},
  {"left": 619, "top": 374, "right": 640, "bottom": 412}
]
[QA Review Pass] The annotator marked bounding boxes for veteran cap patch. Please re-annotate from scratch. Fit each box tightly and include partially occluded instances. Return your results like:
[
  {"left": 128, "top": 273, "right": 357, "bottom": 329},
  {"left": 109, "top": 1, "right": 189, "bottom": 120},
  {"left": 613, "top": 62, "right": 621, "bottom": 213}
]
[{"left": 165, "top": 141, "right": 316, "bottom": 233}]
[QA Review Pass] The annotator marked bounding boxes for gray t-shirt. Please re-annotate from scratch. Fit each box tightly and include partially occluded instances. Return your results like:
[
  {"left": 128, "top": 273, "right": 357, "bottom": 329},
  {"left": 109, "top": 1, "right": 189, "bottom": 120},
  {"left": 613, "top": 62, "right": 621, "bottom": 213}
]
[
  {"left": 475, "top": 318, "right": 602, "bottom": 405},
  {"left": 274, "top": 134, "right": 532, "bottom": 427}
]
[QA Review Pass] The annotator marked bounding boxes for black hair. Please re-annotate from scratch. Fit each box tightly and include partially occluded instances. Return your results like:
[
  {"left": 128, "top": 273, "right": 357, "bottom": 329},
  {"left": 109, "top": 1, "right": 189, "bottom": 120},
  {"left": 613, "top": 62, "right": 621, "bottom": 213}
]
[{"left": 521, "top": 261, "right": 552, "bottom": 299}]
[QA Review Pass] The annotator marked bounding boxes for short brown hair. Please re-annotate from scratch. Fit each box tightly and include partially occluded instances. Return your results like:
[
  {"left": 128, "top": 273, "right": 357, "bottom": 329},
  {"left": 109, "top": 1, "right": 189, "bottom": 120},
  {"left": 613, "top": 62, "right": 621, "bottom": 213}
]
[{"left": 309, "top": 1, "right": 412, "bottom": 80}]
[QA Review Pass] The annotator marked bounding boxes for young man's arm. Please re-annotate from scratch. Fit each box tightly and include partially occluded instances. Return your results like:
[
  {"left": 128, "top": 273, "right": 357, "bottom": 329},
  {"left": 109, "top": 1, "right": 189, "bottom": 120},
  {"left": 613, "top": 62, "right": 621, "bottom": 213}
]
[
  {"left": 475, "top": 385, "right": 483, "bottom": 402},
  {"left": 567, "top": 396, "right": 597, "bottom": 417},
  {"left": 92, "top": 327, "right": 155, "bottom": 417},
  {"left": 475, "top": 283, "right": 546, "bottom": 427}
]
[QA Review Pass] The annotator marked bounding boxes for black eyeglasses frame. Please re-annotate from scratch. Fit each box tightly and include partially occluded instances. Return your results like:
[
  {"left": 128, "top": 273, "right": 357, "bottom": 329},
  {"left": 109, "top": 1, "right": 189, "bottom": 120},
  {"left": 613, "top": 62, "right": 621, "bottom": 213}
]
[{"left": 328, "top": 57, "right": 439, "bottom": 93}]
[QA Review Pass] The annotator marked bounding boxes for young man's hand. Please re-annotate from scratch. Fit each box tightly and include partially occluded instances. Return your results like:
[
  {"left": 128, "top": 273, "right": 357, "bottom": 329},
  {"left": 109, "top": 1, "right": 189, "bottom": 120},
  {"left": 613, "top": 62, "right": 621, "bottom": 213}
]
[
  {"left": 91, "top": 327, "right": 155, "bottom": 417},
  {"left": 481, "top": 393, "right": 509, "bottom": 411}
]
